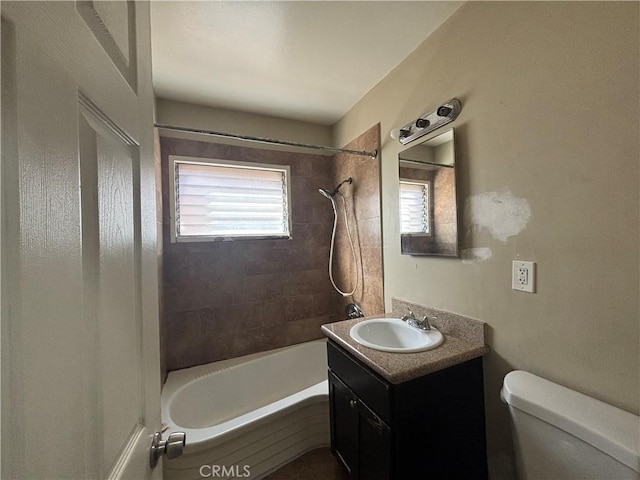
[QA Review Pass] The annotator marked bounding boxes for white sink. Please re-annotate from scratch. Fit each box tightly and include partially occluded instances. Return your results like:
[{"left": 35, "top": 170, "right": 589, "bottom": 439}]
[{"left": 349, "top": 317, "right": 444, "bottom": 353}]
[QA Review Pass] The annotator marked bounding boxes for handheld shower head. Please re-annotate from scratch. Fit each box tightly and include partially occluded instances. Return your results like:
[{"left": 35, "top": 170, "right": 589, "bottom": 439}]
[
  {"left": 319, "top": 178, "right": 359, "bottom": 298},
  {"left": 319, "top": 188, "right": 333, "bottom": 199}
]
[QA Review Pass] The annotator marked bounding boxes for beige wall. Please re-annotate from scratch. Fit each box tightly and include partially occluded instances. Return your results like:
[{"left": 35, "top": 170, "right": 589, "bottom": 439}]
[
  {"left": 334, "top": 1, "right": 639, "bottom": 474},
  {"left": 156, "top": 97, "right": 333, "bottom": 146}
]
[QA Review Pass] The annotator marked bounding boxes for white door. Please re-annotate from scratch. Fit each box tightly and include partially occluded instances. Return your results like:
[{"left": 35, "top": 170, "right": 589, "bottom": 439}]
[{"left": 1, "top": 2, "right": 161, "bottom": 478}]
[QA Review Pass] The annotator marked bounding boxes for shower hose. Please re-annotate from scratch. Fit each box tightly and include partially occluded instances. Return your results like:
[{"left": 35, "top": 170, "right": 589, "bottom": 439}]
[{"left": 327, "top": 192, "right": 358, "bottom": 297}]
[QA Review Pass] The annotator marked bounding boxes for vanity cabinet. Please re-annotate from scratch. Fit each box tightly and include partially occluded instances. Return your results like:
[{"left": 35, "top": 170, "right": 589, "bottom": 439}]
[
  {"left": 329, "top": 372, "right": 391, "bottom": 479},
  {"left": 327, "top": 340, "right": 488, "bottom": 480}
]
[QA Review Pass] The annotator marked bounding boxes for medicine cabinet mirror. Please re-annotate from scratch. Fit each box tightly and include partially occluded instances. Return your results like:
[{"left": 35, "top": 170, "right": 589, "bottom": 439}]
[{"left": 398, "top": 128, "right": 458, "bottom": 256}]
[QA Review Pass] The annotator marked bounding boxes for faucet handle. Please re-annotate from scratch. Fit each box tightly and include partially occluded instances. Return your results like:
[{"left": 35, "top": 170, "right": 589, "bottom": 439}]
[
  {"left": 421, "top": 315, "right": 433, "bottom": 330},
  {"left": 401, "top": 309, "right": 415, "bottom": 323}
]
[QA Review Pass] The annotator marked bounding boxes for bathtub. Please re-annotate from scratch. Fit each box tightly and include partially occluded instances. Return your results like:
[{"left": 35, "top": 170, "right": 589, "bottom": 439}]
[{"left": 161, "top": 339, "right": 330, "bottom": 480}]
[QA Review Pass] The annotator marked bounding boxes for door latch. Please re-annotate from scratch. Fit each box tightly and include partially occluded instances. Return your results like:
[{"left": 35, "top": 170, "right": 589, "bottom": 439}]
[{"left": 149, "top": 431, "right": 186, "bottom": 468}]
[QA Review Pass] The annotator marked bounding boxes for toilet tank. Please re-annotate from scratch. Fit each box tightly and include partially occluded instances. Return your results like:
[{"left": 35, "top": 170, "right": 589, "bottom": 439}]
[{"left": 502, "top": 370, "right": 639, "bottom": 480}]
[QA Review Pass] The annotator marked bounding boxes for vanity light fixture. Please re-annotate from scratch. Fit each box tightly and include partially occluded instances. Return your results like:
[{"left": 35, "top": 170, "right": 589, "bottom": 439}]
[{"left": 390, "top": 98, "right": 461, "bottom": 145}]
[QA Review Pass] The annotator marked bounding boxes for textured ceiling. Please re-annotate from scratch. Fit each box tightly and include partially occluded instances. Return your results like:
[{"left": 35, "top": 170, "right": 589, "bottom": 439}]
[{"left": 151, "top": 1, "right": 463, "bottom": 125}]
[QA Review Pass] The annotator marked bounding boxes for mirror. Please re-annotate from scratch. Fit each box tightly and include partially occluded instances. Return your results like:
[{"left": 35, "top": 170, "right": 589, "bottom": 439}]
[{"left": 398, "top": 128, "right": 458, "bottom": 256}]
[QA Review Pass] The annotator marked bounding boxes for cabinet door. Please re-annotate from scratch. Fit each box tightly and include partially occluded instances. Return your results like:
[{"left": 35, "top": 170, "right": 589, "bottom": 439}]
[
  {"left": 329, "top": 371, "right": 359, "bottom": 477},
  {"left": 330, "top": 371, "right": 392, "bottom": 480},
  {"left": 358, "top": 402, "right": 391, "bottom": 480}
]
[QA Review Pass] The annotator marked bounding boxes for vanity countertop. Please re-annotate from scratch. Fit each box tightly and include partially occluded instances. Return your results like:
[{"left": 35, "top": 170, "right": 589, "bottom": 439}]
[{"left": 321, "top": 302, "right": 489, "bottom": 384}]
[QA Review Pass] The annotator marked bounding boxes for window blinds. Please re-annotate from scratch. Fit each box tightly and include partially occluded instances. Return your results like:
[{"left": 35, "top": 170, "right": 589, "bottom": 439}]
[
  {"left": 399, "top": 181, "right": 429, "bottom": 234},
  {"left": 175, "top": 162, "right": 289, "bottom": 238}
]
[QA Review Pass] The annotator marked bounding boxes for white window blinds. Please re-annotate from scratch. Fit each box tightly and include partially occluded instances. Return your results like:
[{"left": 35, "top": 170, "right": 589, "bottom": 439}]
[
  {"left": 399, "top": 181, "right": 429, "bottom": 234},
  {"left": 174, "top": 160, "right": 290, "bottom": 239}
]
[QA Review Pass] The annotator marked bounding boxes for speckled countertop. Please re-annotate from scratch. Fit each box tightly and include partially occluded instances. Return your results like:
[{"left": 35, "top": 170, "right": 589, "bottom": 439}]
[{"left": 321, "top": 298, "right": 489, "bottom": 384}]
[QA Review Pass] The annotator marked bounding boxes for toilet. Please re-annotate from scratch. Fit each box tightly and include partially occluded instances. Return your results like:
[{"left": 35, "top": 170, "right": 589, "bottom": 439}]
[{"left": 502, "top": 370, "right": 640, "bottom": 479}]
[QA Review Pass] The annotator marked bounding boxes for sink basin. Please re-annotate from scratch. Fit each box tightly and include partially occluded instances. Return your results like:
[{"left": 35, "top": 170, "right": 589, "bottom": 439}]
[{"left": 349, "top": 317, "right": 444, "bottom": 353}]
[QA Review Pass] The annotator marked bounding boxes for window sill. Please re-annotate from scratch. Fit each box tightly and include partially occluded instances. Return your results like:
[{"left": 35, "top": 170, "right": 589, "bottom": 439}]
[{"left": 172, "top": 234, "right": 292, "bottom": 243}]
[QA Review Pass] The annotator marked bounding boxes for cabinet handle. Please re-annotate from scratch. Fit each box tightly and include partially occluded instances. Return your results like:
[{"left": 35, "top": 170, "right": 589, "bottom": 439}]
[
  {"left": 367, "top": 415, "right": 384, "bottom": 432},
  {"left": 349, "top": 399, "right": 357, "bottom": 408}
]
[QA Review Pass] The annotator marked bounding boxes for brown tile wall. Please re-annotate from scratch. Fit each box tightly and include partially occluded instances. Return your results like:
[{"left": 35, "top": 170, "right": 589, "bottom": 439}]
[
  {"left": 399, "top": 165, "right": 434, "bottom": 183},
  {"left": 331, "top": 124, "right": 384, "bottom": 317},
  {"left": 160, "top": 137, "right": 338, "bottom": 371},
  {"left": 159, "top": 125, "right": 383, "bottom": 373},
  {"left": 432, "top": 167, "right": 457, "bottom": 248}
]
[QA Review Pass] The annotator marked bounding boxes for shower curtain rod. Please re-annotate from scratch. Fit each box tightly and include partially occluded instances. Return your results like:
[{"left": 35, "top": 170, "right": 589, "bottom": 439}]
[{"left": 154, "top": 123, "right": 378, "bottom": 159}]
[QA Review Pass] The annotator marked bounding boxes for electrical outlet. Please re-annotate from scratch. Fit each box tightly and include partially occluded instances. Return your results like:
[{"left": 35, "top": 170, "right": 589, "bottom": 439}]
[{"left": 512, "top": 261, "right": 536, "bottom": 293}]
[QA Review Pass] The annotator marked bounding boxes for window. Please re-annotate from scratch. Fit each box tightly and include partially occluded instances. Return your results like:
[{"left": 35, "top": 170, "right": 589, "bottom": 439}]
[
  {"left": 399, "top": 180, "right": 430, "bottom": 234},
  {"left": 169, "top": 156, "right": 291, "bottom": 241}
]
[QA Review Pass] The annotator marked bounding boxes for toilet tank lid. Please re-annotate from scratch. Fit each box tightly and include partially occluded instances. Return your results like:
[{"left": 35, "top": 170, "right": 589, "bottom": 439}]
[{"left": 502, "top": 370, "right": 640, "bottom": 473}]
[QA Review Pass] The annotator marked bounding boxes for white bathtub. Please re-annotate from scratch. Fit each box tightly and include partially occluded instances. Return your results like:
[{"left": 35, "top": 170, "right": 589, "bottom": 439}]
[{"left": 161, "top": 339, "right": 330, "bottom": 480}]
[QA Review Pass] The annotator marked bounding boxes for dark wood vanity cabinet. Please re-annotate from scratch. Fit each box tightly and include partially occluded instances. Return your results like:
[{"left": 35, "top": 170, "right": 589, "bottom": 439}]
[
  {"left": 329, "top": 371, "right": 391, "bottom": 479},
  {"left": 327, "top": 340, "right": 488, "bottom": 480}
]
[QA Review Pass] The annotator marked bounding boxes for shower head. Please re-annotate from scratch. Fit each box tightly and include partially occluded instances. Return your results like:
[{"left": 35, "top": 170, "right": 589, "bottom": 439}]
[{"left": 319, "top": 188, "right": 333, "bottom": 199}]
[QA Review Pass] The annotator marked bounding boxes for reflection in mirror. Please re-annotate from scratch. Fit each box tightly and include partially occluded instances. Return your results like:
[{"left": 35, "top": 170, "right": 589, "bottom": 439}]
[{"left": 398, "top": 128, "right": 458, "bottom": 256}]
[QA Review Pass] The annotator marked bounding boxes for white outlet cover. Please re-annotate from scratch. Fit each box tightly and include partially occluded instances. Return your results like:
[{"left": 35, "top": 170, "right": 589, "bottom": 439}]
[{"left": 512, "top": 261, "right": 536, "bottom": 293}]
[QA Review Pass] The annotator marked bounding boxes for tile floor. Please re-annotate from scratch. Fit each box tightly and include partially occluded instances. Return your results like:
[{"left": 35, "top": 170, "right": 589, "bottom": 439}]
[{"left": 264, "top": 448, "right": 349, "bottom": 480}]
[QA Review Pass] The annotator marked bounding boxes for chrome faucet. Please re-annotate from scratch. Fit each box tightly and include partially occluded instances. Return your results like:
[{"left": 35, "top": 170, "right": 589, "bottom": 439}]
[{"left": 401, "top": 309, "right": 433, "bottom": 331}]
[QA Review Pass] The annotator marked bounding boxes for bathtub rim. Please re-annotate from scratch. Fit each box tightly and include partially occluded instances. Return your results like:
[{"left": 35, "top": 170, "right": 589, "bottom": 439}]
[{"left": 161, "top": 339, "right": 328, "bottom": 452}]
